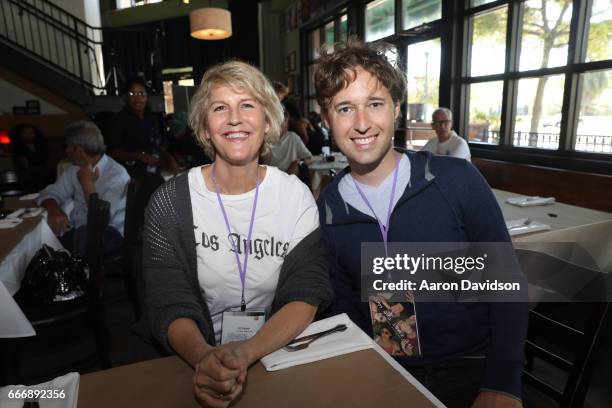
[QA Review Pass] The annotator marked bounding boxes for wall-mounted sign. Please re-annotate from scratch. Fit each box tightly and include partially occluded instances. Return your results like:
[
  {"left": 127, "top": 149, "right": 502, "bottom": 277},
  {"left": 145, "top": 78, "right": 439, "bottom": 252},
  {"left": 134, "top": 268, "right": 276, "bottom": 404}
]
[{"left": 25, "top": 100, "right": 41, "bottom": 115}]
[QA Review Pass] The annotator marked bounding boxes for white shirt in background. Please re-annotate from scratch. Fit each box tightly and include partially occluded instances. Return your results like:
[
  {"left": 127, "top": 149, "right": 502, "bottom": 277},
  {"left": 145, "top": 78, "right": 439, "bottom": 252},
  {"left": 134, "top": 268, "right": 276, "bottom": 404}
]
[
  {"left": 421, "top": 131, "right": 471, "bottom": 162},
  {"left": 188, "top": 165, "right": 319, "bottom": 344}
]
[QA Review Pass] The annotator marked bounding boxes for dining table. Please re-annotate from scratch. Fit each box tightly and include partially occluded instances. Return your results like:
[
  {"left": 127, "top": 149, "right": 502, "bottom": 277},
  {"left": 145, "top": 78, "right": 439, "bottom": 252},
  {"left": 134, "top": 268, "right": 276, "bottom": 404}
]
[
  {"left": 0, "top": 195, "right": 63, "bottom": 338},
  {"left": 78, "top": 348, "right": 443, "bottom": 408},
  {"left": 307, "top": 152, "right": 349, "bottom": 197}
]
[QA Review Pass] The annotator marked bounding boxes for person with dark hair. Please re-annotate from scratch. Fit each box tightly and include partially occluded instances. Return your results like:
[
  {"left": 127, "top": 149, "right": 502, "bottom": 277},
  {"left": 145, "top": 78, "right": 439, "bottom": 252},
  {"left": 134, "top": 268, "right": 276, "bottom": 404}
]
[
  {"left": 272, "top": 81, "right": 289, "bottom": 102},
  {"left": 283, "top": 98, "right": 325, "bottom": 155},
  {"left": 10, "top": 123, "right": 53, "bottom": 187},
  {"left": 314, "top": 40, "right": 527, "bottom": 408},
  {"left": 11, "top": 124, "right": 48, "bottom": 169},
  {"left": 105, "top": 78, "right": 176, "bottom": 177},
  {"left": 37, "top": 121, "right": 130, "bottom": 257}
]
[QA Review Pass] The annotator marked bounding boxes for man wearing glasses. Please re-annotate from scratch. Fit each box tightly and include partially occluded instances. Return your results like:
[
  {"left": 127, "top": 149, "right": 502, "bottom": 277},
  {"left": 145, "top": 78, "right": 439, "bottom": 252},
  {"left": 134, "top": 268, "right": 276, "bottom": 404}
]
[{"left": 422, "top": 107, "right": 471, "bottom": 161}]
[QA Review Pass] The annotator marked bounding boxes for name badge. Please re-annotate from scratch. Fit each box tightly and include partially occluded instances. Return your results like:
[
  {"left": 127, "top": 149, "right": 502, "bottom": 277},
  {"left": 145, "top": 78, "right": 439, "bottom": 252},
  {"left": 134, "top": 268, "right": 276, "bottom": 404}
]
[{"left": 220, "top": 308, "right": 266, "bottom": 344}]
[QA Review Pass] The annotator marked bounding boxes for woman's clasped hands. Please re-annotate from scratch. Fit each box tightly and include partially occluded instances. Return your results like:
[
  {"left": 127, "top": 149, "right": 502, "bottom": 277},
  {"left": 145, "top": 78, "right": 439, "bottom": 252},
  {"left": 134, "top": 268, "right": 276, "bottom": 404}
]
[{"left": 193, "top": 342, "right": 252, "bottom": 408}]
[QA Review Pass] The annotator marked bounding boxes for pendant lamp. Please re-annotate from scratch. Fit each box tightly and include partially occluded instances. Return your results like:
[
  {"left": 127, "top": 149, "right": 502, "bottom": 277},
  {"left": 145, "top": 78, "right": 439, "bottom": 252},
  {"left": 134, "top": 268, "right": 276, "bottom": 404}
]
[{"left": 189, "top": 7, "right": 232, "bottom": 40}]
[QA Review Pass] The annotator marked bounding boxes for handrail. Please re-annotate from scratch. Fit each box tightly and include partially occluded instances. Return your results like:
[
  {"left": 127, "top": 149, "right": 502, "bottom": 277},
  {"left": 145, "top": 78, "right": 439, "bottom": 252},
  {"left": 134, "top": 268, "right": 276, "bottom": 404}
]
[
  {"left": 0, "top": 0, "right": 162, "bottom": 96},
  {"left": 26, "top": 0, "right": 99, "bottom": 31}
]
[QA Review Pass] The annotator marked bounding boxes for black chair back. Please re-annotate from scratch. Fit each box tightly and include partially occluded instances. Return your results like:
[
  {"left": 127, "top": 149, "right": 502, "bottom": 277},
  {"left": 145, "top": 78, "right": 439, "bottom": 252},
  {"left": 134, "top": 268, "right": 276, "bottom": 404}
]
[
  {"left": 297, "top": 161, "right": 312, "bottom": 190},
  {"left": 86, "top": 193, "right": 110, "bottom": 291}
]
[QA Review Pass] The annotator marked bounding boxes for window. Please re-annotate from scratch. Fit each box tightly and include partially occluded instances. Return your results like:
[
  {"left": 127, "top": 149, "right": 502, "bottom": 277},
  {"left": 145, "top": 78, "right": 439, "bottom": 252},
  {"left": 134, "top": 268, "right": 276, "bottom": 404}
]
[
  {"left": 403, "top": 0, "right": 441, "bottom": 30},
  {"left": 518, "top": 0, "right": 572, "bottom": 71},
  {"left": 513, "top": 74, "right": 565, "bottom": 149},
  {"left": 116, "top": 0, "right": 162, "bottom": 9},
  {"left": 300, "top": 0, "right": 612, "bottom": 165},
  {"left": 304, "top": 12, "right": 349, "bottom": 114},
  {"left": 324, "top": 21, "right": 335, "bottom": 45},
  {"left": 340, "top": 14, "right": 348, "bottom": 41},
  {"left": 471, "top": 0, "right": 498, "bottom": 6},
  {"left": 575, "top": 69, "right": 612, "bottom": 153},
  {"left": 461, "top": 0, "right": 612, "bottom": 157},
  {"left": 469, "top": 6, "right": 508, "bottom": 77},
  {"left": 586, "top": 0, "right": 612, "bottom": 62},
  {"left": 365, "top": 0, "right": 395, "bottom": 42},
  {"left": 310, "top": 29, "right": 321, "bottom": 60},
  {"left": 468, "top": 81, "right": 503, "bottom": 144},
  {"left": 406, "top": 39, "right": 441, "bottom": 122}
]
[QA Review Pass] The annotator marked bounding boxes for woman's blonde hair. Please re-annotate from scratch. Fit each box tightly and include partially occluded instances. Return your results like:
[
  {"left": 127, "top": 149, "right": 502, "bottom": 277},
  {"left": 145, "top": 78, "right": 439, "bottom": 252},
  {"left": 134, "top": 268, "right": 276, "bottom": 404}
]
[{"left": 189, "top": 60, "right": 283, "bottom": 160}]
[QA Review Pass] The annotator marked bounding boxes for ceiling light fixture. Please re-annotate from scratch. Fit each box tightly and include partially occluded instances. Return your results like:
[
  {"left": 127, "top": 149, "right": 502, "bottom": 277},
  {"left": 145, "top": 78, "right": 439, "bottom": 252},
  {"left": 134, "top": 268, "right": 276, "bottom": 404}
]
[{"left": 189, "top": 7, "right": 232, "bottom": 40}]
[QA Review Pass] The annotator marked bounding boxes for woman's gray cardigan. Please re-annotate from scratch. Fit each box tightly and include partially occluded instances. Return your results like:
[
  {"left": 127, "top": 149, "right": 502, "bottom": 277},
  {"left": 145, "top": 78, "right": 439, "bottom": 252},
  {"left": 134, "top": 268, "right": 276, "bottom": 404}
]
[{"left": 131, "top": 171, "right": 333, "bottom": 358}]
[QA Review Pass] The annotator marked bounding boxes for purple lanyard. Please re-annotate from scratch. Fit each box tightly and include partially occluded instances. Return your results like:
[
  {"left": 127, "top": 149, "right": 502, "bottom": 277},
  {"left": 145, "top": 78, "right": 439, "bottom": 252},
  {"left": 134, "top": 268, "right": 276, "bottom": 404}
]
[
  {"left": 211, "top": 163, "right": 260, "bottom": 311},
  {"left": 352, "top": 154, "right": 400, "bottom": 257}
]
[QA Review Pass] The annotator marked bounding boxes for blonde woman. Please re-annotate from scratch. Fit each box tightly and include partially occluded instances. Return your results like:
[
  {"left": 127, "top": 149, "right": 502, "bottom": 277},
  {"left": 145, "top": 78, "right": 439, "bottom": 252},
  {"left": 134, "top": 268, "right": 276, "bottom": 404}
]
[{"left": 135, "top": 60, "right": 332, "bottom": 407}]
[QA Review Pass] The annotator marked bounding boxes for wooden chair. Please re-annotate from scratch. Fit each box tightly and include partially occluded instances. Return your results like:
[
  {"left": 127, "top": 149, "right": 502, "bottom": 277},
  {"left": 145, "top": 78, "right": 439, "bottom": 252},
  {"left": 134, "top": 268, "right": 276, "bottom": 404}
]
[{"left": 4, "top": 193, "right": 112, "bottom": 384}]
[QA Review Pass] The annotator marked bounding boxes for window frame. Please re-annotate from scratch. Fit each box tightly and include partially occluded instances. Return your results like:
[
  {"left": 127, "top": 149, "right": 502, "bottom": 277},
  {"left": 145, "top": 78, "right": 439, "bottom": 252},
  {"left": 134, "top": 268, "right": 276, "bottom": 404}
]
[
  {"left": 298, "top": 0, "right": 612, "bottom": 173},
  {"left": 457, "top": 0, "right": 612, "bottom": 172}
]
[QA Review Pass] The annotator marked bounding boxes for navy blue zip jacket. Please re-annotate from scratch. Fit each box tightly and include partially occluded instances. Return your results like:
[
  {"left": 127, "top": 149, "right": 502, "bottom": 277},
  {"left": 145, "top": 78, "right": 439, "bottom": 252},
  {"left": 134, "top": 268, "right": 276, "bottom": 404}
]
[{"left": 317, "top": 149, "right": 527, "bottom": 399}]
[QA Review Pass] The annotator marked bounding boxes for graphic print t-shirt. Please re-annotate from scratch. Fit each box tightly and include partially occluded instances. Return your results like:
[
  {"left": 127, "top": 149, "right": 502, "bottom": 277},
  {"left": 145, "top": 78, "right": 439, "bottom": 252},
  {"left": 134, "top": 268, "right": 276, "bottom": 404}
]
[{"left": 188, "top": 165, "right": 319, "bottom": 344}]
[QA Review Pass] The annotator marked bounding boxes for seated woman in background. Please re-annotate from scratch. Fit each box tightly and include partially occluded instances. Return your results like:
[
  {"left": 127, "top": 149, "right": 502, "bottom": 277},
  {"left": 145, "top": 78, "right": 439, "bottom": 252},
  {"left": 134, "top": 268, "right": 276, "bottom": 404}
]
[
  {"left": 134, "top": 60, "right": 332, "bottom": 407},
  {"left": 10, "top": 123, "right": 53, "bottom": 187},
  {"left": 268, "top": 102, "right": 313, "bottom": 174}
]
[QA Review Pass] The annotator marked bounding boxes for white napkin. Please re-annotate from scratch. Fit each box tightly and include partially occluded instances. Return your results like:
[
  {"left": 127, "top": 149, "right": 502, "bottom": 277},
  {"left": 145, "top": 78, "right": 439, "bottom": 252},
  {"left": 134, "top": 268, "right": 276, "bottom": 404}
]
[
  {"left": 19, "top": 193, "right": 40, "bottom": 200},
  {"left": 261, "top": 313, "right": 374, "bottom": 371},
  {"left": 0, "top": 372, "right": 79, "bottom": 408},
  {"left": 506, "top": 196, "right": 555, "bottom": 207},
  {"left": 6, "top": 209, "right": 25, "bottom": 219},
  {"left": 22, "top": 208, "right": 44, "bottom": 218},
  {"left": 0, "top": 219, "right": 23, "bottom": 229},
  {"left": 506, "top": 218, "right": 551, "bottom": 236},
  {"left": 0, "top": 280, "right": 35, "bottom": 338}
]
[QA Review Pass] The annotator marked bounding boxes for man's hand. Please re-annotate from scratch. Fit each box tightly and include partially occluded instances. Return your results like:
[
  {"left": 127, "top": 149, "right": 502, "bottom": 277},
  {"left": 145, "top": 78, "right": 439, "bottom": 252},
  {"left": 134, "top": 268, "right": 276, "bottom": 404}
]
[
  {"left": 46, "top": 205, "right": 70, "bottom": 236},
  {"left": 193, "top": 343, "right": 250, "bottom": 408},
  {"left": 472, "top": 391, "right": 522, "bottom": 408},
  {"left": 77, "top": 165, "right": 99, "bottom": 200}
]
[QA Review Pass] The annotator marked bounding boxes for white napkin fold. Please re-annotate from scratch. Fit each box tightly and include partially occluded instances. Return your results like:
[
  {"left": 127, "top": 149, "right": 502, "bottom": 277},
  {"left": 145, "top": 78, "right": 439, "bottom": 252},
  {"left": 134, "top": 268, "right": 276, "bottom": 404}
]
[
  {"left": 506, "top": 196, "right": 555, "bottom": 207},
  {"left": 6, "top": 209, "right": 25, "bottom": 219},
  {"left": 0, "top": 218, "right": 23, "bottom": 229},
  {"left": 0, "top": 372, "right": 79, "bottom": 408},
  {"left": 261, "top": 313, "right": 374, "bottom": 371},
  {"left": 22, "top": 208, "right": 44, "bottom": 218},
  {"left": 19, "top": 193, "right": 40, "bottom": 200},
  {"left": 506, "top": 218, "right": 551, "bottom": 236},
  {"left": 0, "top": 280, "right": 36, "bottom": 338}
]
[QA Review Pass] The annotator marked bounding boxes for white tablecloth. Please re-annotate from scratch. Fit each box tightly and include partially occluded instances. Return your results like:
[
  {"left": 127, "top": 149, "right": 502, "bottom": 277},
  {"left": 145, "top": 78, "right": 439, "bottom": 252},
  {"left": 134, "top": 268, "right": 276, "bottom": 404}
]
[
  {"left": 0, "top": 219, "right": 64, "bottom": 338},
  {"left": 0, "top": 219, "right": 63, "bottom": 295}
]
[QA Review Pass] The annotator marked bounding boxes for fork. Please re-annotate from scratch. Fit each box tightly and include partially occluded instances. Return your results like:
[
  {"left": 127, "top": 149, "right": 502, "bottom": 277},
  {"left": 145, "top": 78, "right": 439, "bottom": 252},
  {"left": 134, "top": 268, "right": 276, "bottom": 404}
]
[{"left": 284, "top": 324, "right": 348, "bottom": 352}]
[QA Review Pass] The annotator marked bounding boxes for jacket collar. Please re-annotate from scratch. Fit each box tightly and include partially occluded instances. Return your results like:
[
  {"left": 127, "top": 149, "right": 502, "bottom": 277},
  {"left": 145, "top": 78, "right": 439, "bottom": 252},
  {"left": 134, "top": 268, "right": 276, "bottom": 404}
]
[{"left": 320, "top": 149, "right": 437, "bottom": 226}]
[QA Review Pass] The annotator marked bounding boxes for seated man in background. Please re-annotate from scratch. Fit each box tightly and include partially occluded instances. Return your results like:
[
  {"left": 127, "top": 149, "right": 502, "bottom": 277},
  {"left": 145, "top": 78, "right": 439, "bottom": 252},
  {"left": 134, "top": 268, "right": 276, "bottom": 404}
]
[
  {"left": 38, "top": 121, "right": 130, "bottom": 257},
  {"left": 269, "top": 103, "right": 313, "bottom": 174},
  {"left": 422, "top": 107, "right": 471, "bottom": 161}
]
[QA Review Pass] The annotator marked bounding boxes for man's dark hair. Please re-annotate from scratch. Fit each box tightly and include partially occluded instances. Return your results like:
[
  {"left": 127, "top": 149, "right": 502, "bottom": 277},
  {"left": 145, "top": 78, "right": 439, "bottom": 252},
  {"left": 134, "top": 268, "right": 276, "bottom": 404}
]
[{"left": 314, "top": 39, "right": 406, "bottom": 113}]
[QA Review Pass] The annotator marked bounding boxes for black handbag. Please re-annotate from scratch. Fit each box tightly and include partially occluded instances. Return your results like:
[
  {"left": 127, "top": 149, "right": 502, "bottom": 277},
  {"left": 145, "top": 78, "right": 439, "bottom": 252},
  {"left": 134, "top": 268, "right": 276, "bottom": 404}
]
[{"left": 22, "top": 244, "right": 90, "bottom": 303}]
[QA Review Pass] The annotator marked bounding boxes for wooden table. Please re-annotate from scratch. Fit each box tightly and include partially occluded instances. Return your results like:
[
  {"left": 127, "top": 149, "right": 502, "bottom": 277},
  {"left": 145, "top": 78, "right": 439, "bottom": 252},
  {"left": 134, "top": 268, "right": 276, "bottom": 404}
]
[
  {"left": 78, "top": 350, "right": 441, "bottom": 408},
  {"left": 1, "top": 196, "right": 38, "bottom": 211}
]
